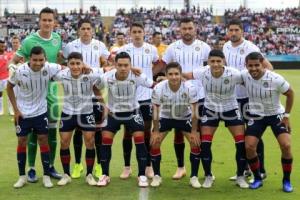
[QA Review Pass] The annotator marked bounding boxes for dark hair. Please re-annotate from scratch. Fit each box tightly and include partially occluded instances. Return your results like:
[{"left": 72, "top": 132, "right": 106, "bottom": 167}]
[
  {"left": 39, "top": 7, "right": 55, "bottom": 18},
  {"left": 11, "top": 35, "right": 20, "bottom": 41},
  {"left": 209, "top": 49, "right": 225, "bottom": 59},
  {"left": 227, "top": 18, "right": 243, "bottom": 30},
  {"left": 0, "top": 40, "right": 5, "bottom": 44},
  {"left": 67, "top": 52, "right": 83, "bottom": 61},
  {"left": 78, "top": 18, "right": 93, "bottom": 29},
  {"left": 245, "top": 52, "right": 264, "bottom": 63},
  {"left": 166, "top": 62, "right": 182, "bottom": 73},
  {"left": 30, "top": 46, "right": 46, "bottom": 57},
  {"left": 179, "top": 17, "right": 194, "bottom": 25},
  {"left": 152, "top": 32, "right": 162, "bottom": 37},
  {"left": 130, "top": 22, "right": 144, "bottom": 31},
  {"left": 116, "top": 32, "right": 125, "bottom": 37},
  {"left": 115, "top": 52, "right": 131, "bottom": 62}
]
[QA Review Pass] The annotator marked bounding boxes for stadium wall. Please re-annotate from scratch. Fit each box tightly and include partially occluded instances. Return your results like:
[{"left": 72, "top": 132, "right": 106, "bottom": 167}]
[{"left": 271, "top": 62, "right": 300, "bottom": 70}]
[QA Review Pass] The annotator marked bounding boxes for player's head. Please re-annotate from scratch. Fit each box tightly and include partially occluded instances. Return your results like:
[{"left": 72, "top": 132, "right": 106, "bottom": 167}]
[
  {"left": 166, "top": 62, "right": 182, "bottom": 86},
  {"left": 67, "top": 52, "right": 84, "bottom": 78},
  {"left": 115, "top": 52, "right": 132, "bottom": 79},
  {"left": 152, "top": 32, "right": 163, "bottom": 46},
  {"left": 29, "top": 46, "right": 46, "bottom": 71},
  {"left": 179, "top": 17, "right": 196, "bottom": 43},
  {"left": 130, "top": 22, "right": 144, "bottom": 46},
  {"left": 208, "top": 49, "right": 225, "bottom": 73},
  {"left": 245, "top": 52, "right": 265, "bottom": 80},
  {"left": 78, "top": 18, "right": 93, "bottom": 43},
  {"left": 11, "top": 36, "right": 20, "bottom": 51},
  {"left": 213, "top": 36, "right": 226, "bottom": 50},
  {"left": 0, "top": 40, "right": 5, "bottom": 53},
  {"left": 39, "top": 7, "right": 55, "bottom": 33},
  {"left": 227, "top": 19, "right": 243, "bottom": 43},
  {"left": 116, "top": 32, "right": 125, "bottom": 46}
]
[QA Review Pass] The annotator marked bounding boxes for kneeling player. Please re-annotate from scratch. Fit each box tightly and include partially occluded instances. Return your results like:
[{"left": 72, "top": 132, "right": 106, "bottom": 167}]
[
  {"left": 97, "top": 52, "right": 155, "bottom": 187},
  {"left": 243, "top": 52, "right": 294, "bottom": 192},
  {"left": 150, "top": 62, "right": 201, "bottom": 188},
  {"left": 54, "top": 52, "right": 104, "bottom": 186},
  {"left": 7, "top": 46, "right": 62, "bottom": 188}
]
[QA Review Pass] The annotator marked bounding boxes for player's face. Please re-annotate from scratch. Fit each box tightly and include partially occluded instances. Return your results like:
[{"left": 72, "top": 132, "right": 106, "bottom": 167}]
[
  {"left": 29, "top": 53, "right": 46, "bottom": 72},
  {"left": 116, "top": 58, "right": 131, "bottom": 78},
  {"left": 116, "top": 35, "right": 125, "bottom": 46},
  {"left": 152, "top": 34, "right": 162, "bottom": 46},
  {"left": 0, "top": 43, "right": 5, "bottom": 53},
  {"left": 208, "top": 56, "right": 225, "bottom": 73},
  {"left": 12, "top": 39, "right": 20, "bottom": 51},
  {"left": 39, "top": 13, "right": 55, "bottom": 33},
  {"left": 228, "top": 25, "right": 243, "bottom": 43},
  {"left": 79, "top": 23, "right": 93, "bottom": 42},
  {"left": 68, "top": 58, "right": 83, "bottom": 77},
  {"left": 246, "top": 59, "right": 265, "bottom": 80},
  {"left": 180, "top": 22, "right": 196, "bottom": 42},
  {"left": 130, "top": 26, "right": 144, "bottom": 44},
  {"left": 166, "top": 68, "right": 181, "bottom": 86}
]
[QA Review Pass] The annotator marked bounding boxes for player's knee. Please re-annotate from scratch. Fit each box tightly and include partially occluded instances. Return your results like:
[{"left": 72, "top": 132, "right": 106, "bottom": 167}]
[
  {"left": 280, "top": 142, "right": 291, "bottom": 153},
  {"left": 85, "top": 137, "right": 95, "bottom": 149},
  {"left": 245, "top": 142, "right": 256, "bottom": 154},
  {"left": 60, "top": 138, "right": 70, "bottom": 149},
  {"left": 37, "top": 135, "right": 48, "bottom": 145},
  {"left": 18, "top": 137, "right": 27, "bottom": 146}
]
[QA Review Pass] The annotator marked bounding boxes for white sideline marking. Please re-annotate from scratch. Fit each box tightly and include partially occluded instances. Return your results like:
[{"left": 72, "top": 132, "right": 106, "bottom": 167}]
[{"left": 139, "top": 187, "right": 149, "bottom": 200}]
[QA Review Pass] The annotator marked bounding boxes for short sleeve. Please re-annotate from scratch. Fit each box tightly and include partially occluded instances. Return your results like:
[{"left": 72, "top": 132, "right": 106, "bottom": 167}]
[
  {"left": 49, "top": 63, "right": 62, "bottom": 78},
  {"left": 94, "top": 75, "right": 106, "bottom": 90},
  {"left": 162, "top": 45, "right": 173, "bottom": 64},
  {"left": 136, "top": 73, "right": 153, "bottom": 88},
  {"left": 152, "top": 46, "right": 159, "bottom": 63},
  {"left": 188, "top": 85, "right": 198, "bottom": 104},
  {"left": 100, "top": 42, "right": 110, "bottom": 59},
  {"left": 276, "top": 74, "right": 290, "bottom": 94},
  {"left": 8, "top": 68, "right": 19, "bottom": 85},
  {"left": 231, "top": 68, "right": 243, "bottom": 84},
  {"left": 62, "top": 43, "right": 71, "bottom": 59},
  {"left": 203, "top": 43, "right": 211, "bottom": 61},
  {"left": 151, "top": 85, "right": 161, "bottom": 105},
  {"left": 192, "top": 68, "right": 205, "bottom": 80}
]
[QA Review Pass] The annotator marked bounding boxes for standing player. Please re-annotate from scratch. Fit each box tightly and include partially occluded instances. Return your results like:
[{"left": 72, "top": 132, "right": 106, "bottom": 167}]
[
  {"left": 63, "top": 18, "right": 110, "bottom": 179},
  {"left": 152, "top": 32, "right": 168, "bottom": 59},
  {"left": 0, "top": 40, "right": 9, "bottom": 115},
  {"left": 223, "top": 19, "right": 273, "bottom": 180},
  {"left": 161, "top": 17, "right": 211, "bottom": 179},
  {"left": 7, "top": 46, "right": 62, "bottom": 188},
  {"left": 183, "top": 50, "right": 248, "bottom": 188},
  {"left": 150, "top": 62, "right": 201, "bottom": 188},
  {"left": 55, "top": 52, "right": 103, "bottom": 186},
  {"left": 97, "top": 52, "right": 155, "bottom": 187},
  {"left": 110, "top": 32, "right": 126, "bottom": 54},
  {"left": 242, "top": 52, "right": 294, "bottom": 192},
  {"left": 117, "top": 22, "right": 160, "bottom": 179},
  {"left": 11, "top": 7, "right": 62, "bottom": 181}
]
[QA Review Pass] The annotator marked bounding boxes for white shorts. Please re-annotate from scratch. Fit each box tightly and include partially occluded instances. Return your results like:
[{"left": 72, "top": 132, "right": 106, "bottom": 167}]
[{"left": 0, "top": 79, "right": 8, "bottom": 92}]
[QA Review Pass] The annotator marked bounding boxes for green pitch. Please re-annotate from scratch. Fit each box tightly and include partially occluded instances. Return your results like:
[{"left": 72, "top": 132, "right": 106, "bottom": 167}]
[{"left": 0, "top": 70, "right": 299, "bottom": 200}]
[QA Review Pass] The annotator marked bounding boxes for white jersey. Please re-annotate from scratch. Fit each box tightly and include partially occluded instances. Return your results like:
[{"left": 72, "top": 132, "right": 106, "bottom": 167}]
[
  {"left": 8, "top": 62, "right": 61, "bottom": 118},
  {"left": 223, "top": 39, "right": 260, "bottom": 99},
  {"left": 63, "top": 39, "right": 110, "bottom": 68},
  {"left": 152, "top": 80, "right": 198, "bottom": 119},
  {"left": 100, "top": 69, "right": 154, "bottom": 113},
  {"left": 162, "top": 39, "right": 211, "bottom": 99},
  {"left": 193, "top": 66, "right": 243, "bottom": 112},
  {"left": 118, "top": 43, "right": 159, "bottom": 101},
  {"left": 53, "top": 68, "right": 104, "bottom": 115},
  {"left": 241, "top": 70, "right": 290, "bottom": 116}
]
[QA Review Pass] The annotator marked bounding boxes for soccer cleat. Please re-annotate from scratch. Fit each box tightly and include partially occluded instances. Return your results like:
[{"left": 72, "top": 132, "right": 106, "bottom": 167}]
[
  {"left": 236, "top": 176, "right": 249, "bottom": 188},
  {"left": 150, "top": 175, "right": 162, "bottom": 187},
  {"left": 138, "top": 175, "right": 149, "bottom": 187},
  {"left": 202, "top": 175, "right": 214, "bottom": 188},
  {"left": 249, "top": 173, "right": 267, "bottom": 183},
  {"left": 27, "top": 168, "right": 38, "bottom": 183},
  {"left": 71, "top": 163, "right": 84, "bottom": 179},
  {"left": 172, "top": 167, "right": 186, "bottom": 180},
  {"left": 86, "top": 174, "right": 97, "bottom": 186},
  {"left": 43, "top": 175, "right": 53, "bottom": 188},
  {"left": 13, "top": 176, "right": 27, "bottom": 188},
  {"left": 229, "top": 169, "right": 252, "bottom": 181},
  {"left": 282, "top": 180, "right": 293, "bottom": 193},
  {"left": 189, "top": 176, "right": 201, "bottom": 188},
  {"left": 97, "top": 175, "right": 110, "bottom": 186},
  {"left": 57, "top": 174, "right": 71, "bottom": 186},
  {"left": 49, "top": 166, "right": 62, "bottom": 179},
  {"left": 120, "top": 166, "right": 132, "bottom": 179},
  {"left": 249, "top": 179, "right": 263, "bottom": 189},
  {"left": 145, "top": 166, "right": 154, "bottom": 179},
  {"left": 94, "top": 164, "right": 102, "bottom": 178}
]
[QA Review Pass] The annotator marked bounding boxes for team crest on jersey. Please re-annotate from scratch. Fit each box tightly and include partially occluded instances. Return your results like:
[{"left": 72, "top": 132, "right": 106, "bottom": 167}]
[
  {"left": 83, "top": 76, "right": 89, "bottom": 82},
  {"left": 129, "top": 80, "right": 135, "bottom": 85},
  {"left": 93, "top": 45, "right": 99, "bottom": 50},
  {"left": 195, "top": 46, "right": 200, "bottom": 51},
  {"left": 181, "top": 93, "right": 187, "bottom": 99},
  {"left": 144, "top": 48, "right": 150, "bottom": 54},
  {"left": 224, "top": 79, "right": 229, "bottom": 84},
  {"left": 240, "top": 49, "right": 245, "bottom": 55},
  {"left": 263, "top": 82, "right": 269, "bottom": 88},
  {"left": 16, "top": 125, "right": 21, "bottom": 134},
  {"left": 42, "top": 70, "right": 48, "bottom": 76},
  {"left": 52, "top": 39, "right": 59, "bottom": 46}
]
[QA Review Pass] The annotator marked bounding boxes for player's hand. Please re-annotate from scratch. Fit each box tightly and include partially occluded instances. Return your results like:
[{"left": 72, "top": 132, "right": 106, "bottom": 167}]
[
  {"left": 131, "top": 67, "right": 142, "bottom": 76},
  {"left": 150, "top": 131, "right": 161, "bottom": 146},
  {"left": 14, "top": 109, "right": 23, "bottom": 125},
  {"left": 82, "top": 64, "right": 92, "bottom": 74},
  {"left": 281, "top": 117, "right": 291, "bottom": 132},
  {"left": 190, "top": 131, "right": 200, "bottom": 147},
  {"left": 156, "top": 76, "right": 166, "bottom": 82}
]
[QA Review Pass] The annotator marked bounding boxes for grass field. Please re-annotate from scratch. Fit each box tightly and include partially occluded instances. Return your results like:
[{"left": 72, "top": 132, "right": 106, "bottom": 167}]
[{"left": 0, "top": 70, "right": 299, "bottom": 200}]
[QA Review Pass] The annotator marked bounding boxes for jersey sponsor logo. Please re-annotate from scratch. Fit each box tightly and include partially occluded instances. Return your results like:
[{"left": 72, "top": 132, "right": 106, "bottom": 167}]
[
  {"left": 195, "top": 46, "right": 200, "bottom": 51},
  {"left": 263, "top": 82, "right": 269, "bottom": 88},
  {"left": 42, "top": 70, "right": 48, "bottom": 76},
  {"left": 16, "top": 125, "right": 21, "bottom": 134},
  {"left": 133, "top": 114, "right": 144, "bottom": 126},
  {"left": 224, "top": 79, "right": 229, "bottom": 84},
  {"left": 52, "top": 39, "right": 59, "bottom": 46},
  {"left": 247, "top": 119, "right": 254, "bottom": 126}
]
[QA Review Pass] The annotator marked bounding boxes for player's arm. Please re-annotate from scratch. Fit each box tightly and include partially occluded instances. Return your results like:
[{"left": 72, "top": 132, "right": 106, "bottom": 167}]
[
  {"left": 10, "top": 54, "right": 23, "bottom": 65},
  {"left": 6, "top": 82, "right": 23, "bottom": 123},
  {"left": 181, "top": 72, "right": 194, "bottom": 80},
  {"left": 152, "top": 59, "right": 166, "bottom": 76},
  {"left": 281, "top": 87, "right": 294, "bottom": 132}
]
